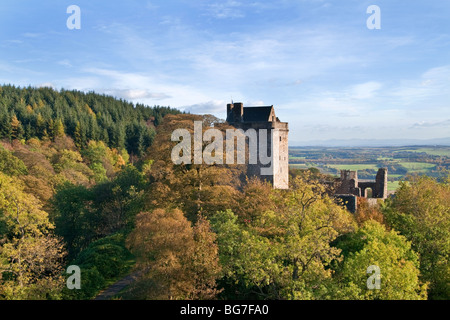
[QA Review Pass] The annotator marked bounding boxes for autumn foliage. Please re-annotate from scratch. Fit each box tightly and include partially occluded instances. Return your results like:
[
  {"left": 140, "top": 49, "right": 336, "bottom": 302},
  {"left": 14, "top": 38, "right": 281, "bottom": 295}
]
[{"left": 0, "top": 88, "right": 448, "bottom": 300}]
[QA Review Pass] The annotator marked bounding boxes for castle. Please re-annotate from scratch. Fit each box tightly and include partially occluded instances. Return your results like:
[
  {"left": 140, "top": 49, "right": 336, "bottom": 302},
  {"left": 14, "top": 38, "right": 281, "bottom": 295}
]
[
  {"left": 334, "top": 168, "right": 388, "bottom": 212},
  {"left": 226, "top": 102, "right": 289, "bottom": 189}
]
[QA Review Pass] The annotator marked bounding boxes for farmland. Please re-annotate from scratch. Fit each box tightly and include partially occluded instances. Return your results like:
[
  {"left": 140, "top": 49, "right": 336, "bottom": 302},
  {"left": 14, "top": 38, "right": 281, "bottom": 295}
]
[{"left": 289, "top": 146, "right": 450, "bottom": 191}]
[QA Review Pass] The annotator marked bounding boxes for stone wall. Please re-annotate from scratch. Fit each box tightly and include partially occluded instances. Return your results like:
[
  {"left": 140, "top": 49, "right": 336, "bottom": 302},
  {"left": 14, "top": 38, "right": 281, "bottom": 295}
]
[
  {"left": 334, "top": 168, "right": 388, "bottom": 212},
  {"left": 226, "top": 102, "right": 289, "bottom": 189}
]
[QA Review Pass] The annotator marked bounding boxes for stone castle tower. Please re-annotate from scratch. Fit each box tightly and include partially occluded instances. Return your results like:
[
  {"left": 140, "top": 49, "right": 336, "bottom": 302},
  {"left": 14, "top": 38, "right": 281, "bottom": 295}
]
[{"left": 226, "top": 102, "right": 289, "bottom": 189}]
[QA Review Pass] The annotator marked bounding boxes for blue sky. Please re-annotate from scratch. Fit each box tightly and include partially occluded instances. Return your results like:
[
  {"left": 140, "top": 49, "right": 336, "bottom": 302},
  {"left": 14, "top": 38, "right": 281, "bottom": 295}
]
[{"left": 1, "top": 0, "right": 449, "bottom": 145}]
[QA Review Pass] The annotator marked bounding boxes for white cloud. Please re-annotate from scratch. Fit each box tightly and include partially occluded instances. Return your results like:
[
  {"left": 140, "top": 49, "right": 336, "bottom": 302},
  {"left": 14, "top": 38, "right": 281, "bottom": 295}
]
[
  {"left": 411, "top": 119, "right": 450, "bottom": 128},
  {"left": 57, "top": 59, "right": 73, "bottom": 68},
  {"left": 350, "top": 81, "right": 382, "bottom": 100},
  {"left": 205, "top": 1, "right": 245, "bottom": 19},
  {"left": 37, "top": 82, "right": 55, "bottom": 89},
  {"left": 182, "top": 100, "right": 227, "bottom": 114},
  {"left": 22, "top": 32, "right": 43, "bottom": 38},
  {"left": 145, "top": 1, "right": 159, "bottom": 10},
  {"left": 389, "top": 65, "right": 450, "bottom": 103},
  {"left": 105, "top": 89, "right": 171, "bottom": 100},
  {"left": 68, "top": 67, "right": 226, "bottom": 108}
]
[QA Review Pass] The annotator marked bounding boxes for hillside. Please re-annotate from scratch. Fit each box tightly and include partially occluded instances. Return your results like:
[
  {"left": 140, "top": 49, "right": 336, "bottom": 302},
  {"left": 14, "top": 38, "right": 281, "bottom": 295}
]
[{"left": 0, "top": 85, "right": 180, "bottom": 160}]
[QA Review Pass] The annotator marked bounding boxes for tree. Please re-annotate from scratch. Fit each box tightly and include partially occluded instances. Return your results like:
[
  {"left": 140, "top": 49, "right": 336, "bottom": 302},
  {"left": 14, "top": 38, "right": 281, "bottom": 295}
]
[
  {"left": 354, "top": 197, "right": 385, "bottom": 227},
  {"left": 74, "top": 121, "right": 83, "bottom": 149},
  {"left": 51, "top": 149, "right": 93, "bottom": 186},
  {"left": 210, "top": 172, "right": 356, "bottom": 300},
  {"left": 81, "top": 140, "right": 111, "bottom": 182},
  {"left": 10, "top": 114, "right": 23, "bottom": 141},
  {"left": 144, "top": 114, "right": 244, "bottom": 221},
  {"left": 51, "top": 182, "right": 94, "bottom": 260},
  {"left": 0, "top": 105, "right": 12, "bottom": 139},
  {"left": 0, "top": 85, "right": 179, "bottom": 149},
  {"left": 383, "top": 175, "right": 450, "bottom": 299},
  {"left": 53, "top": 119, "right": 65, "bottom": 139},
  {"left": 126, "top": 208, "right": 222, "bottom": 299},
  {"left": 190, "top": 215, "right": 223, "bottom": 299},
  {"left": 11, "top": 142, "right": 56, "bottom": 203},
  {"left": 89, "top": 165, "right": 146, "bottom": 236},
  {"left": 36, "top": 113, "right": 46, "bottom": 138},
  {"left": 331, "top": 220, "right": 428, "bottom": 300},
  {"left": 62, "top": 233, "right": 134, "bottom": 300},
  {"left": 0, "top": 145, "right": 28, "bottom": 176},
  {"left": 0, "top": 173, "right": 66, "bottom": 299}
]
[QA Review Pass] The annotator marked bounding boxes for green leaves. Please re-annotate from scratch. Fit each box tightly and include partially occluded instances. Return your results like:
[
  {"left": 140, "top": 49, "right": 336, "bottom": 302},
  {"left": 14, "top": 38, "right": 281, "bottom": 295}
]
[
  {"left": 210, "top": 173, "right": 356, "bottom": 300},
  {"left": 333, "top": 221, "right": 427, "bottom": 300},
  {"left": 0, "top": 145, "right": 28, "bottom": 176},
  {"left": 384, "top": 175, "right": 450, "bottom": 299}
]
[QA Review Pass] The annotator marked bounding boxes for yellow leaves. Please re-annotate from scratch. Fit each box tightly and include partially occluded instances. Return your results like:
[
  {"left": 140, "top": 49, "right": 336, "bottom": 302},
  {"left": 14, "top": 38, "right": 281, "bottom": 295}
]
[
  {"left": 109, "top": 148, "right": 127, "bottom": 170},
  {"left": 0, "top": 235, "right": 66, "bottom": 299},
  {"left": 83, "top": 103, "right": 96, "bottom": 118},
  {"left": 27, "top": 138, "right": 41, "bottom": 150},
  {"left": 0, "top": 172, "right": 67, "bottom": 299},
  {"left": 126, "top": 208, "right": 221, "bottom": 299},
  {"left": 0, "top": 173, "right": 53, "bottom": 236},
  {"left": 10, "top": 114, "right": 21, "bottom": 129}
]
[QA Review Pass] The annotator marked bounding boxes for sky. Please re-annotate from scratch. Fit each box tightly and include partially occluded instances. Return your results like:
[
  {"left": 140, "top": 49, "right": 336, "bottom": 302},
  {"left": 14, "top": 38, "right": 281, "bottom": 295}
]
[{"left": 0, "top": 0, "right": 449, "bottom": 145}]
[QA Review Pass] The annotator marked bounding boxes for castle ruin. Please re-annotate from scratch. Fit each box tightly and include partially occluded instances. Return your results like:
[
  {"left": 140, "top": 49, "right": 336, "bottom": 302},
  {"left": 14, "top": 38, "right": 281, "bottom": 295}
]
[
  {"left": 226, "top": 102, "right": 289, "bottom": 189},
  {"left": 334, "top": 168, "right": 388, "bottom": 212}
]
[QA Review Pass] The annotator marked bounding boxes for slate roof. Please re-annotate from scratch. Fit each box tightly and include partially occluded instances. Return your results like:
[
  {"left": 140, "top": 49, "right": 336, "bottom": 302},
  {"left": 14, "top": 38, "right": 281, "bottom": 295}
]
[{"left": 242, "top": 106, "right": 273, "bottom": 122}]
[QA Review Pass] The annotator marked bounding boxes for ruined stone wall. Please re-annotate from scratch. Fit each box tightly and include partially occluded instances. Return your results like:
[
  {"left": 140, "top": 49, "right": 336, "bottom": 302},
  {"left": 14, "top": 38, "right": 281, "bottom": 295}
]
[
  {"left": 374, "top": 168, "right": 388, "bottom": 199},
  {"left": 335, "top": 170, "right": 360, "bottom": 196}
]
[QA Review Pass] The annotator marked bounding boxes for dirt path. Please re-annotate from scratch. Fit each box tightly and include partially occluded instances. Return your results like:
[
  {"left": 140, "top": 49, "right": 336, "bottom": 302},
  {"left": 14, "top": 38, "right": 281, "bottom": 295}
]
[{"left": 94, "top": 271, "right": 142, "bottom": 300}]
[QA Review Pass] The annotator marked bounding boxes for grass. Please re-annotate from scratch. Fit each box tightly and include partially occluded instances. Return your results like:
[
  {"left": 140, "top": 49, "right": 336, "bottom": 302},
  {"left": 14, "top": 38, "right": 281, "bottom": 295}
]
[
  {"left": 398, "top": 162, "right": 436, "bottom": 172},
  {"left": 396, "top": 147, "right": 450, "bottom": 157},
  {"left": 289, "top": 163, "right": 310, "bottom": 169},
  {"left": 327, "top": 164, "right": 379, "bottom": 171},
  {"left": 387, "top": 181, "right": 400, "bottom": 192},
  {"left": 416, "top": 148, "right": 450, "bottom": 157}
]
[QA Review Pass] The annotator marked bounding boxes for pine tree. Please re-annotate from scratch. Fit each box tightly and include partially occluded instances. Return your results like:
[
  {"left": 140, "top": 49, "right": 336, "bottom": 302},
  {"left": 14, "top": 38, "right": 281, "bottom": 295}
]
[
  {"left": 10, "top": 114, "right": 23, "bottom": 141},
  {"left": 47, "top": 119, "right": 55, "bottom": 139},
  {"left": 74, "top": 121, "right": 83, "bottom": 149},
  {"left": 0, "top": 111, "right": 12, "bottom": 139},
  {"left": 54, "top": 118, "right": 65, "bottom": 139},
  {"left": 36, "top": 113, "right": 45, "bottom": 138}
]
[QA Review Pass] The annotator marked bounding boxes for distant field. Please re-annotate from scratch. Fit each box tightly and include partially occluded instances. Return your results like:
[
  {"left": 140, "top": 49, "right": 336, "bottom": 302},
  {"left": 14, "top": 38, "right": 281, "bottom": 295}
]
[
  {"left": 289, "top": 164, "right": 310, "bottom": 169},
  {"left": 398, "top": 162, "right": 436, "bottom": 172},
  {"left": 418, "top": 148, "right": 450, "bottom": 157},
  {"left": 394, "top": 147, "right": 450, "bottom": 157},
  {"left": 387, "top": 181, "right": 400, "bottom": 192},
  {"left": 388, "top": 174, "right": 404, "bottom": 179},
  {"left": 288, "top": 146, "right": 450, "bottom": 193},
  {"left": 327, "top": 164, "right": 379, "bottom": 171}
]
